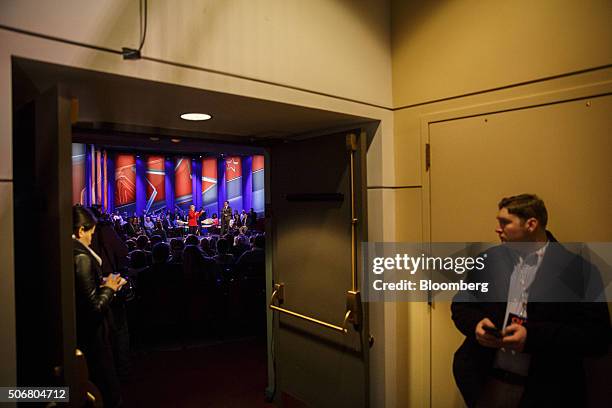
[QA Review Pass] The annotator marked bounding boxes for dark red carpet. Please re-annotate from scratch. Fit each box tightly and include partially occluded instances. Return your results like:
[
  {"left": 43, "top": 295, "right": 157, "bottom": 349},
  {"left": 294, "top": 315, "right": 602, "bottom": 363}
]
[{"left": 121, "top": 337, "right": 274, "bottom": 407}]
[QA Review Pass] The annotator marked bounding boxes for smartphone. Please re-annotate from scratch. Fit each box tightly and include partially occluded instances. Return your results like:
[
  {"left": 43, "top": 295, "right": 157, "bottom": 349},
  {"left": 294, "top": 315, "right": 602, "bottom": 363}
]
[{"left": 483, "top": 325, "right": 502, "bottom": 338}]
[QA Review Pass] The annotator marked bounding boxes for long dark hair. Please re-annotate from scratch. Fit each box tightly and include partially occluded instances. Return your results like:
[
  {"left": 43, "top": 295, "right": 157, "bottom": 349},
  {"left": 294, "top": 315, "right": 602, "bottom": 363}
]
[{"left": 73, "top": 205, "right": 98, "bottom": 235}]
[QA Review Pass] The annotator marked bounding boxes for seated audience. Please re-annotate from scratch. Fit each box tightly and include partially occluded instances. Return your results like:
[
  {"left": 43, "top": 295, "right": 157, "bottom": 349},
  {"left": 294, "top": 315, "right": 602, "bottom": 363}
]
[
  {"left": 185, "top": 234, "right": 200, "bottom": 246},
  {"left": 237, "top": 234, "right": 265, "bottom": 267},
  {"left": 126, "top": 249, "right": 148, "bottom": 285},
  {"left": 232, "top": 226, "right": 250, "bottom": 257},
  {"left": 132, "top": 217, "right": 144, "bottom": 237},
  {"left": 199, "top": 237, "right": 216, "bottom": 258},
  {"left": 151, "top": 242, "right": 171, "bottom": 265},
  {"left": 125, "top": 239, "right": 136, "bottom": 252},
  {"left": 153, "top": 220, "right": 167, "bottom": 241},
  {"left": 213, "top": 238, "right": 235, "bottom": 265},
  {"left": 135, "top": 235, "right": 152, "bottom": 265},
  {"left": 150, "top": 234, "right": 163, "bottom": 248},
  {"left": 143, "top": 217, "right": 155, "bottom": 236},
  {"left": 169, "top": 238, "right": 185, "bottom": 263}
]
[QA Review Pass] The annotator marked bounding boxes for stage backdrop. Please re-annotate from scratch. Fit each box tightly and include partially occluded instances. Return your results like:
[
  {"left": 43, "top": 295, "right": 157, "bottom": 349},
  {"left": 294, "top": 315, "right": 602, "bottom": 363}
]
[
  {"left": 202, "top": 157, "right": 217, "bottom": 217},
  {"left": 146, "top": 155, "right": 166, "bottom": 212},
  {"left": 174, "top": 157, "right": 192, "bottom": 214},
  {"left": 225, "top": 156, "right": 242, "bottom": 212},
  {"left": 72, "top": 143, "right": 86, "bottom": 205},
  {"left": 252, "top": 155, "right": 265, "bottom": 214},
  {"left": 114, "top": 153, "right": 136, "bottom": 215},
  {"left": 72, "top": 144, "right": 265, "bottom": 217}
]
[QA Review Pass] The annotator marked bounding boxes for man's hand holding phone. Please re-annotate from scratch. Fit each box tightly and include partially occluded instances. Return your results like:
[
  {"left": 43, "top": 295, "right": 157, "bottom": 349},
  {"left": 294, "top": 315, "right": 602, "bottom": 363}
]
[
  {"left": 475, "top": 318, "right": 504, "bottom": 349},
  {"left": 501, "top": 323, "right": 527, "bottom": 352},
  {"left": 475, "top": 318, "right": 528, "bottom": 352},
  {"left": 483, "top": 325, "right": 502, "bottom": 338}
]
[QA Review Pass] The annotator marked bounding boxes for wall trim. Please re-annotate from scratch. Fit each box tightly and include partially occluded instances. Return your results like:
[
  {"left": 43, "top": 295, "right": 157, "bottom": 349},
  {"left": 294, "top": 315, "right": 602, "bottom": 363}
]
[
  {"left": 0, "top": 24, "right": 393, "bottom": 112},
  {"left": 13, "top": 22, "right": 605, "bottom": 114},
  {"left": 0, "top": 24, "right": 120, "bottom": 55},
  {"left": 394, "top": 64, "right": 612, "bottom": 111},
  {"left": 367, "top": 185, "right": 421, "bottom": 189}
]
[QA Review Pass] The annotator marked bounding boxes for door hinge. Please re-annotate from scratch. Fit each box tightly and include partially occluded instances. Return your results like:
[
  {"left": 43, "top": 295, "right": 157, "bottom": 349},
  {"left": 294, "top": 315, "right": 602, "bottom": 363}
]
[{"left": 425, "top": 143, "right": 431, "bottom": 172}]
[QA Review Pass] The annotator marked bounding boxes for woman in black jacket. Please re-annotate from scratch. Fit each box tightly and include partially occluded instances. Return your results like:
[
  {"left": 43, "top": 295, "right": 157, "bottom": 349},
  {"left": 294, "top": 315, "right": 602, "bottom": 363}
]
[{"left": 73, "top": 206, "right": 124, "bottom": 407}]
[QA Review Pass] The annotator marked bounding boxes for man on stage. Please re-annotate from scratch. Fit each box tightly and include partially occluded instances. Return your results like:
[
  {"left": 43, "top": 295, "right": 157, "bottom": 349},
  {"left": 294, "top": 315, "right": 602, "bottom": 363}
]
[
  {"left": 188, "top": 204, "right": 203, "bottom": 236},
  {"left": 221, "top": 200, "right": 232, "bottom": 235}
]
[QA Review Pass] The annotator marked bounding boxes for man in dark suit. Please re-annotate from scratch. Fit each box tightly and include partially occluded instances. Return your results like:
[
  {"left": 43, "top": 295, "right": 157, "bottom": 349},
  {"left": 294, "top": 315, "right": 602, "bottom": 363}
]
[
  {"left": 451, "top": 194, "right": 610, "bottom": 407},
  {"left": 220, "top": 200, "right": 232, "bottom": 235}
]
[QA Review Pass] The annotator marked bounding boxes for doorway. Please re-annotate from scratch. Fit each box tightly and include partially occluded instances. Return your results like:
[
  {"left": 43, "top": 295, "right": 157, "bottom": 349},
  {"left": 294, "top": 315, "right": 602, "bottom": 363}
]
[{"left": 12, "top": 57, "right": 375, "bottom": 407}]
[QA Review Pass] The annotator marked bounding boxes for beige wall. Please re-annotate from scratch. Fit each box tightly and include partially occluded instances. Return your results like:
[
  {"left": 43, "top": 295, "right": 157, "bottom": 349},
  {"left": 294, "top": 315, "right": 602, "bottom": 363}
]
[
  {"left": 0, "top": 0, "right": 393, "bottom": 108},
  {"left": 392, "top": 0, "right": 612, "bottom": 107},
  {"left": 391, "top": 0, "right": 612, "bottom": 406}
]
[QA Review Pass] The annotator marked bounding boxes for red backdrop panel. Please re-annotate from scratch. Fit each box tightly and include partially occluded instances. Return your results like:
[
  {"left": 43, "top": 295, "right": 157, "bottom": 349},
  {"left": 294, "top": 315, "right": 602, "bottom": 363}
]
[
  {"left": 115, "top": 154, "right": 136, "bottom": 206},
  {"left": 146, "top": 155, "right": 165, "bottom": 203},
  {"left": 225, "top": 156, "right": 242, "bottom": 181},
  {"left": 252, "top": 155, "right": 264, "bottom": 172},
  {"left": 175, "top": 157, "right": 192, "bottom": 202},
  {"left": 202, "top": 157, "right": 217, "bottom": 193}
]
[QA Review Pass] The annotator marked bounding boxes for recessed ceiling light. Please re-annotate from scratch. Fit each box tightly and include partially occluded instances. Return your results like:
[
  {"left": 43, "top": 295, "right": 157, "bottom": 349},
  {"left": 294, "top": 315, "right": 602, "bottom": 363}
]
[
  {"left": 180, "top": 112, "right": 212, "bottom": 121},
  {"left": 171, "top": 138, "right": 181, "bottom": 143},
  {"left": 149, "top": 136, "right": 160, "bottom": 141}
]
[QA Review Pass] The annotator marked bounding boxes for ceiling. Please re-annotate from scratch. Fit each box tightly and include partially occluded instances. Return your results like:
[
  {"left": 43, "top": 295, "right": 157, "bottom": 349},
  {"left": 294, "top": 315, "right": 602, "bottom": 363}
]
[{"left": 13, "top": 57, "right": 376, "bottom": 152}]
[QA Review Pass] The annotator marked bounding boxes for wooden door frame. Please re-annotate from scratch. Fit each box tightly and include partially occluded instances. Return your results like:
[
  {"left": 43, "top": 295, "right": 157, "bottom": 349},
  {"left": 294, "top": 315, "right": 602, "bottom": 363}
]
[{"left": 13, "top": 84, "right": 76, "bottom": 392}]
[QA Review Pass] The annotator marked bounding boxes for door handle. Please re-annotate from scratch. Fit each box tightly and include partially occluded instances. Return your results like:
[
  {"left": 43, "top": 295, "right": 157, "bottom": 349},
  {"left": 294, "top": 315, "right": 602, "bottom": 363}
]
[{"left": 269, "top": 283, "right": 362, "bottom": 334}]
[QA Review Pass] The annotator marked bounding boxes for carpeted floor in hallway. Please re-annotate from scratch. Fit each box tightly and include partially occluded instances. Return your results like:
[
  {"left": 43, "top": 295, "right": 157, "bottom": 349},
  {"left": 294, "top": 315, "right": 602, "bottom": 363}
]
[{"left": 121, "top": 337, "right": 274, "bottom": 408}]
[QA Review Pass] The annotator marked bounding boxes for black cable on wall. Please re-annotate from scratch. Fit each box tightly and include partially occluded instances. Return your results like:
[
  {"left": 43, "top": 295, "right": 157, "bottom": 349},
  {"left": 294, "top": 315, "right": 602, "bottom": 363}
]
[{"left": 122, "top": 0, "right": 147, "bottom": 60}]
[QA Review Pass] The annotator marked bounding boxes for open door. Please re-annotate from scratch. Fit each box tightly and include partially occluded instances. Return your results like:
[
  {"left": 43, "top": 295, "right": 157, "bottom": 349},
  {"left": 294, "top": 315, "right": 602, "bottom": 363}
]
[
  {"left": 13, "top": 84, "right": 78, "bottom": 399},
  {"left": 269, "top": 131, "right": 369, "bottom": 407}
]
